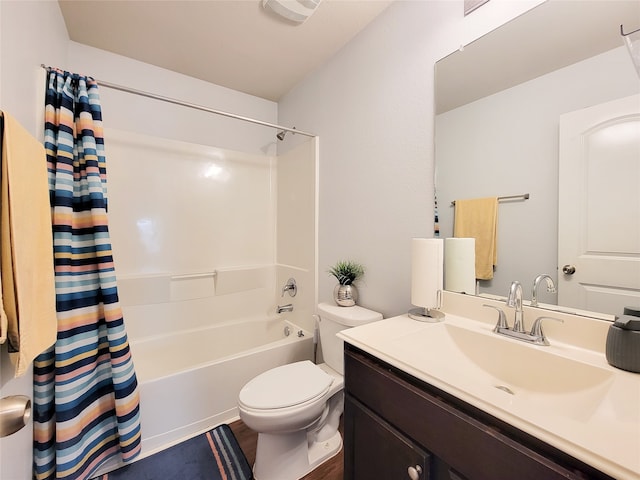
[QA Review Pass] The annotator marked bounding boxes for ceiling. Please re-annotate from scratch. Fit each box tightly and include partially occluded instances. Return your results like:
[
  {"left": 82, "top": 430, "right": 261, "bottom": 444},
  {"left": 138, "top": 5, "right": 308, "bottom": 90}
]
[{"left": 58, "top": 0, "right": 393, "bottom": 102}]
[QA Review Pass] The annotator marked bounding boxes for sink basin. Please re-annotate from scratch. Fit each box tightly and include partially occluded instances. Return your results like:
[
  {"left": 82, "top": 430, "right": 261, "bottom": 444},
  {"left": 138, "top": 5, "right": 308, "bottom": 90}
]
[
  {"left": 444, "top": 323, "right": 612, "bottom": 394},
  {"left": 391, "top": 321, "right": 611, "bottom": 391},
  {"left": 387, "top": 318, "right": 620, "bottom": 421}
]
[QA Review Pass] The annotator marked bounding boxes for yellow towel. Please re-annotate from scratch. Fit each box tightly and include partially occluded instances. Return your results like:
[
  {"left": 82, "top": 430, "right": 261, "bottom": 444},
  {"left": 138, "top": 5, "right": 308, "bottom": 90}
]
[
  {"left": 1, "top": 111, "right": 57, "bottom": 377},
  {"left": 453, "top": 197, "right": 498, "bottom": 280}
]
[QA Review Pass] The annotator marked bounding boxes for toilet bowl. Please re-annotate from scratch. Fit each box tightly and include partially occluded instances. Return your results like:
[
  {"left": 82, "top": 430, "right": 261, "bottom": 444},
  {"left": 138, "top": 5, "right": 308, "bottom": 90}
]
[
  {"left": 238, "top": 360, "right": 340, "bottom": 434},
  {"left": 237, "top": 302, "right": 382, "bottom": 480}
]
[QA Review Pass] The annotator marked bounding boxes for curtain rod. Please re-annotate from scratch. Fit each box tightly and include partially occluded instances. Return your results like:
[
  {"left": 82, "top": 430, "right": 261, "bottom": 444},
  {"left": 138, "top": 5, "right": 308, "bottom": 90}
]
[
  {"left": 621, "top": 24, "right": 640, "bottom": 37},
  {"left": 40, "top": 65, "right": 314, "bottom": 138},
  {"left": 450, "top": 193, "right": 529, "bottom": 206}
]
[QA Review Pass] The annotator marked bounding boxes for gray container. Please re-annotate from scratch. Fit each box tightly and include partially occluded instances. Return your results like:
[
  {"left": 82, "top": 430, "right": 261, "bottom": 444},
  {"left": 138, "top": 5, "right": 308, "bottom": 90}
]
[{"left": 605, "top": 314, "right": 640, "bottom": 373}]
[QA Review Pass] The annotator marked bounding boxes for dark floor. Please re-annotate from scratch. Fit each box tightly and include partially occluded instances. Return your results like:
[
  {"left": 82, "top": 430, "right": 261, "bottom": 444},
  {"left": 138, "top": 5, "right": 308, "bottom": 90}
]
[{"left": 229, "top": 418, "right": 344, "bottom": 480}]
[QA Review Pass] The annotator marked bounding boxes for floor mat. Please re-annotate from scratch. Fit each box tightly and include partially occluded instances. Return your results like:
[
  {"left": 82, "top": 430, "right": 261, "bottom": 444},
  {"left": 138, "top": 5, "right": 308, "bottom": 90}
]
[{"left": 97, "top": 424, "right": 253, "bottom": 480}]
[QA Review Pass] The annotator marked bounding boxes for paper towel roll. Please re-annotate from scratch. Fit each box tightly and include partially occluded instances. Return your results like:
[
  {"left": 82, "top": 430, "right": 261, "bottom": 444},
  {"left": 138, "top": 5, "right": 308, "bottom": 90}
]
[
  {"left": 411, "top": 238, "right": 443, "bottom": 309},
  {"left": 444, "top": 238, "right": 476, "bottom": 295}
]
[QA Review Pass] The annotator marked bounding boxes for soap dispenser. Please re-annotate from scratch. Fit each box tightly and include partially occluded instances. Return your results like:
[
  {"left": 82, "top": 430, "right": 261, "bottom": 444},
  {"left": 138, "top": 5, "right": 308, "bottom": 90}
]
[{"left": 605, "top": 307, "right": 640, "bottom": 373}]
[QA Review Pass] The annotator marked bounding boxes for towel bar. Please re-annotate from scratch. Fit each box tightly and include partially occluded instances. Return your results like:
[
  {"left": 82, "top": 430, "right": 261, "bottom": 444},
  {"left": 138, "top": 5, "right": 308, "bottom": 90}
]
[{"left": 451, "top": 193, "right": 529, "bottom": 206}]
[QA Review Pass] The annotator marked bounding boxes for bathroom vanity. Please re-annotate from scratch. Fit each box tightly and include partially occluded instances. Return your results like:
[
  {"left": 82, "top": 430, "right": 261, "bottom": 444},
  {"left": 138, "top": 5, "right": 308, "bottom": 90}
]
[
  {"left": 344, "top": 345, "right": 611, "bottom": 480},
  {"left": 339, "top": 293, "right": 640, "bottom": 480}
]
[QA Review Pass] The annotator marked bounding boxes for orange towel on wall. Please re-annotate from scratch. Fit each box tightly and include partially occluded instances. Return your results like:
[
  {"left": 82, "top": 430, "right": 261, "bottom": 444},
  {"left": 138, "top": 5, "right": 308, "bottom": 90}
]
[
  {"left": 0, "top": 111, "right": 57, "bottom": 377},
  {"left": 453, "top": 197, "right": 498, "bottom": 280}
]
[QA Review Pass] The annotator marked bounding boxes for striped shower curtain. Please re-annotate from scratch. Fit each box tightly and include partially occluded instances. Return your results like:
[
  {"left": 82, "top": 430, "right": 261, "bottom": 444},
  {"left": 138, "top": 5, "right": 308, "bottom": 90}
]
[{"left": 33, "top": 68, "right": 141, "bottom": 480}]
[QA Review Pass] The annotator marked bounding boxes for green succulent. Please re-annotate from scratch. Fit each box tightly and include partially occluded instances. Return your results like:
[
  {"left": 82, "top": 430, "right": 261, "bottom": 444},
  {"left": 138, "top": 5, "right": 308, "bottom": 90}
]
[{"left": 328, "top": 260, "right": 365, "bottom": 286}]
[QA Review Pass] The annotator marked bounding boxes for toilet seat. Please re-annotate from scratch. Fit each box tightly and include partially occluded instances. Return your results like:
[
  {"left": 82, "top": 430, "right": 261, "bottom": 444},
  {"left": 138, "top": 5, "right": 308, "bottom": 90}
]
[{"left": 238, "top": 360, "right": 333, "bottom": 410}]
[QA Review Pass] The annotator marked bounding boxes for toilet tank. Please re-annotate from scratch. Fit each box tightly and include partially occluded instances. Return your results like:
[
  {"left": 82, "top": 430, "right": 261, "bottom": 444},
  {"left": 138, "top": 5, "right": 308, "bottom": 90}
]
[{"left": 317, "top": 302, "right": 382, "bottom": 375}]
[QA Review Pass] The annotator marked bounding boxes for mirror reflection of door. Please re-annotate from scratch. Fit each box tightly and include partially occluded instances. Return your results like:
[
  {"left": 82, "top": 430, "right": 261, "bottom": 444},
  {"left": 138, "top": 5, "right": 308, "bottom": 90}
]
[{"left": 558, "top": 94, "right": 640, "bottom": 315}]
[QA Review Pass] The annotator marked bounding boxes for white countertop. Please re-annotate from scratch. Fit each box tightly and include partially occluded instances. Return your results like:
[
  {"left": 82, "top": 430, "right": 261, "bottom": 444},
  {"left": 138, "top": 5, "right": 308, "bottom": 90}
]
[{"left": 339, "top": 313, "right": 640, "bottom": 480}]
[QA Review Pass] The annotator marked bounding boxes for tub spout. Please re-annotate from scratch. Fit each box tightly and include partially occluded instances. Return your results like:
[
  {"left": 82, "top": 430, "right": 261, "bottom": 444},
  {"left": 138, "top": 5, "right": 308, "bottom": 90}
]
[{"left": 277, "top": 304, "right": 294, "bottom": 314}]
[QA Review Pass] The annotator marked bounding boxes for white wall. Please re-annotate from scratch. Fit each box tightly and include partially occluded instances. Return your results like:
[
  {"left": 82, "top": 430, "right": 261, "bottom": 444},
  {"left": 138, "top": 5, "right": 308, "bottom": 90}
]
[
  {"left": 0, "top": 2, "right": 69, "bottom": 478},
  {"left": 436, "top": 46, "right": 639, "bottom": 298},
  {"left": 0, "top": 0, "right": 68, "bottom": 133},
  {"left": 278, "top": 0, "right": 544, "bottom": 318},
  {"left": 104, "top": 129, "right": 282, "bottom": 342}
]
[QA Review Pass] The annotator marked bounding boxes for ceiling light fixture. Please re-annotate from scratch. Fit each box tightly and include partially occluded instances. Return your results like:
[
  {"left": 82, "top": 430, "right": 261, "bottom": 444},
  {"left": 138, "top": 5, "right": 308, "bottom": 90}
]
[{"left": 262, "top": 0, "right": 322, "bottom": 24}]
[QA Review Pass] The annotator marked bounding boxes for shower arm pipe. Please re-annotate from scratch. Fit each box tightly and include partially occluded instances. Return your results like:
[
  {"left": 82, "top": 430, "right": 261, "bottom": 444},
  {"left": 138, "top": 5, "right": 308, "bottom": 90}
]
[{"left": 40, "top": 65, "right": 314, "bottom": 138}]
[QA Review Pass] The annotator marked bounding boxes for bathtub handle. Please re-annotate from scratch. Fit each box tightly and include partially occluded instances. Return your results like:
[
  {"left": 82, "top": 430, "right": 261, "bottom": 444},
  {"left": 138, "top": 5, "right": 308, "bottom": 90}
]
[{"left": 281, "top": 278, "right": 297, "bottom": 297}]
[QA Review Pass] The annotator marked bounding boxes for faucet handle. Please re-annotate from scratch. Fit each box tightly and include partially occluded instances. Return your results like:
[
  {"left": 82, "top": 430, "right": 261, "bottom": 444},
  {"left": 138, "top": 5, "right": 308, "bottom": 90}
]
[
  {"left": 483, "top": 304, "right": 509, "bottom": 332},
  {"left": 530, "top": 316, "right": 564, "bottom": 345},
  {"left": 281, "top": 278, "right": 297, "bottom": 297}
]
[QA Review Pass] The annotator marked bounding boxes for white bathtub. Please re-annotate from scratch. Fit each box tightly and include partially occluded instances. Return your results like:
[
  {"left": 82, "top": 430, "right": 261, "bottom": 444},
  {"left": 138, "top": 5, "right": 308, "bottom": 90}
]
[{"left": 130, "top": 316, "right": 314, "bottom": 456}]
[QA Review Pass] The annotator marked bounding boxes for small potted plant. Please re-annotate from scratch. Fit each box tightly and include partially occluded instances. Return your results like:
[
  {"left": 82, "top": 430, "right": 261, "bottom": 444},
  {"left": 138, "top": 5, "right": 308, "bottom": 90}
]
[{"left": 328, "top": 260, "right": 365, "bottom": 306}]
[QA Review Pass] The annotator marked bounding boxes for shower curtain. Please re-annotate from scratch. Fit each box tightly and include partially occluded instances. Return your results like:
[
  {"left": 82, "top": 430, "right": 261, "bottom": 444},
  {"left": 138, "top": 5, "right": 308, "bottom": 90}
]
[{"left": 33, "top": 68, "right": 141, "bottom": 480}]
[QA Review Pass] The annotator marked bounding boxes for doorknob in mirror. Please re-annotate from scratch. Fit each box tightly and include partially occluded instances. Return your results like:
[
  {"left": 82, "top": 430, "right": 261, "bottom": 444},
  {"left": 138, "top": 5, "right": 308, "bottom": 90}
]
[{"left": 562, "top": 265, "right": 576, "bottom": 275}]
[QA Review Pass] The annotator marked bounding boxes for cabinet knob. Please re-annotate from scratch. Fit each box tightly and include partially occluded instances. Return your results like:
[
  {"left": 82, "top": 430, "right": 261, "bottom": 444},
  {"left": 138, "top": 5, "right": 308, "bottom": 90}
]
[{"left": 407, "top": 465, "right": 422, "bottom": 480}]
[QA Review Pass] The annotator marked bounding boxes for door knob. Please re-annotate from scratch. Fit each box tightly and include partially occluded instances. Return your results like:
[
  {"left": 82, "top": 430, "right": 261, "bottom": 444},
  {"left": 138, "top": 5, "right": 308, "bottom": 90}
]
[
  {"left": 562, "top": 264, "right": 576, "bottom": 275},
  {"left": 0, "top": 395, "right": 31, "bottom": 437}
]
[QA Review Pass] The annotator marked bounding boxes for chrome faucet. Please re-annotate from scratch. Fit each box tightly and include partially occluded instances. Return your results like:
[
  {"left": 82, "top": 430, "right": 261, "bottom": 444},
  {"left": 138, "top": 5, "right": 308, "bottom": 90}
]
[
  {"left": 483, "top": 304, "right": 563, "bottom": 346},
  {"left": 531, "top": 274, "right": 556, "bottom": 307},
  {"left": 482, "top": 280, "right": 564, "bottom": 346},
  {"left": 277, "top": 303, "right": 294, "bottom": 314},
  {"left": 506, "top": 281, "right": 525, "bottom": 333}
]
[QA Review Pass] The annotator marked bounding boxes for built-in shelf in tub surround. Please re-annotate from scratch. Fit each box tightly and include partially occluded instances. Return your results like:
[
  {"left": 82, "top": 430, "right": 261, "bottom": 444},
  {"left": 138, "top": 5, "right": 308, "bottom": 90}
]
[
  {"left": 117, "top": 265, "right": 275, "bottom": 305},
  {"left": 338, "top": 294, "right": 640, "bottom": 480}
]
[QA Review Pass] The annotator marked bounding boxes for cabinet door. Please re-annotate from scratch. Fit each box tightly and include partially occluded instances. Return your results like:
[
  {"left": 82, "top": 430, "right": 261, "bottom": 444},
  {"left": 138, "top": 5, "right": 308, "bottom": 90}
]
[{"left": 345, "top": 395, "right": 430, "bottom": 480}]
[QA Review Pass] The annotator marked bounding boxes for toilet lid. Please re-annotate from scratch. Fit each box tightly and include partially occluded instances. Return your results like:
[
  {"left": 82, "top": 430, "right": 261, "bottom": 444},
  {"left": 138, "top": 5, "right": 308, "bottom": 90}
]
[{"left": 239, "top": 361, "right": 333, "bottom": 410}]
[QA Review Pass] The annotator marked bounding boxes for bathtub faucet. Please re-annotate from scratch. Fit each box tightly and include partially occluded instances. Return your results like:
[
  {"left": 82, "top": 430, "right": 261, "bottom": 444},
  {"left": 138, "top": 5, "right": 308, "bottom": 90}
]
[{"left": 277, "top": 304, "right": 294, "bottom": 314}]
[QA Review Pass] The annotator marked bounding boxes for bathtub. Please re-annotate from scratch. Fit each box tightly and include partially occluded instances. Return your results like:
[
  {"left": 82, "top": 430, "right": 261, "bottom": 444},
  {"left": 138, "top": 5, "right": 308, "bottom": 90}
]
[{"left": 129, "top": 316, "right": 314, "bottom": 457}]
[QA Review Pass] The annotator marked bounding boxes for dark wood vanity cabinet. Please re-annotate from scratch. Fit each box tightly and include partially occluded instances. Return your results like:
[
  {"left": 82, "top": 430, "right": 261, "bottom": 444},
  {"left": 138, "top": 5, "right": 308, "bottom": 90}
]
[
  {"left": 343, "top": 345, "right": 613, "bottom": 480},
  {"left": 346, "top": 396, "right": 431, "bottom": 479}
]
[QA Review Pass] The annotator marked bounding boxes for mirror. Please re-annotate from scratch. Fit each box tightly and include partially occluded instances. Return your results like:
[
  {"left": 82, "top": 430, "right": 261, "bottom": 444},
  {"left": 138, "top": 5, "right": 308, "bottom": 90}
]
[{"left": 435, "top": 0, "right": 640, "bottom": 319}]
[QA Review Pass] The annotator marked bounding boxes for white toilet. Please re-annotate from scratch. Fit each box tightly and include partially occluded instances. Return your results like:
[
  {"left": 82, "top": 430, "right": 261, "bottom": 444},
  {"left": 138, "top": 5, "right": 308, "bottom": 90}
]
[{"left": 238, "top": 302, "right": 382, "bottom": 480}]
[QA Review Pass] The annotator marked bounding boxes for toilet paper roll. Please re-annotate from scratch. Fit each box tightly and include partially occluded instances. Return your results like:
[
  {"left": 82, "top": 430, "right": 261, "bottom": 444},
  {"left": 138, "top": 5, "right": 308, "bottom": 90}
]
[
  {"left": 444, "top": 238, "right": 476, "bottom": 295},
  {"left": 411, "top": 238, "right": 443, "bottom": 309}
]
